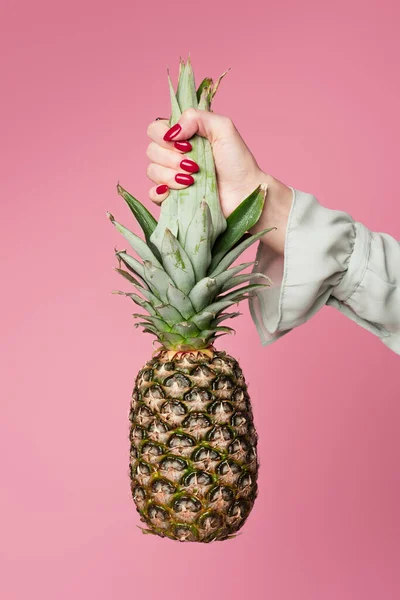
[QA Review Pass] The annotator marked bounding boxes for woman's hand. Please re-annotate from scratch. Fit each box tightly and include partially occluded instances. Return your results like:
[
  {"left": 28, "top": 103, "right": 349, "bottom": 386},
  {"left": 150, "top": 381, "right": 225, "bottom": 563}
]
[{"left": 146, "top": 108, "right": 293, "bottom": 255}]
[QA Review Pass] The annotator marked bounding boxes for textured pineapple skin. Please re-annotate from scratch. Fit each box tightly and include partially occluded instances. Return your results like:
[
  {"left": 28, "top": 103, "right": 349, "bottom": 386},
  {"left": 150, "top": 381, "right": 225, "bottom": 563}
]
[{"left": 129, "top": 349, "right": 259, "bottom": 542}]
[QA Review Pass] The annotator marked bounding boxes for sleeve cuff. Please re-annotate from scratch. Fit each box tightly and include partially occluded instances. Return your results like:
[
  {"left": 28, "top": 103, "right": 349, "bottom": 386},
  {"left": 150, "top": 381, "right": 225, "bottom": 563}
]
[{"left": 249, "top": 187, "right": 357, "bottom": 345}]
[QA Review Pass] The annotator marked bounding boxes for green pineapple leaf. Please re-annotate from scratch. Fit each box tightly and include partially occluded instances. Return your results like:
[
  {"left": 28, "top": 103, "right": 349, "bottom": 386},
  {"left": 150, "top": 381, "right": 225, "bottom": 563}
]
[
  {"left": 112, "top": 290, "right": 157, "bottom": 316},
  {"left": 113, "top": 267, "right": 143, "bottom": 287},
  {"left": 219, "top": 283, "right": 269, "bottom": 303},
  {"left": 188, "top": 277, "right": 218, "bottom": 312},
  {"left": 154, "top": 304, "right": 184, "bottom": 326},
  {"left": 213, "top": 261, "right": 257, "bottom": 292},
  {"left": 108, "top": 212, "right": 162, "bottom": 268},
  {"left": 166, "top": 284, "right": 195, "bottom": 320},
  {"left": 173, "top": 321, "right": 201, "bottom": 337},
  {"left": 209, "top": 227, "right": 275, "bottom": 277},
  {"left": 190, "top": 300, "right": 240, "bottom": 327},
  {"left": 161, "top": 229, "right": 196, "bottom": 296},
  {"left": 143, "top": 261, "right": 173, "bottom": 302},
  {"left": 132, "top": 314, "right": 171, "bottom": 332},
  {"left": 196, "top": 77, "right": 213, "bottom": 105},
  {"left": 212, "top": 312, "right": 241, "bottom": 326},
  {"left": 116, "top": 184, "right": 157, "bottom": 245},
  {"left": 184, "top": 200, "right": 214, "bottom": 282},
  {"left": 210, "top": 183, "right": 268, "bottom": 269},
  {"left": 220, "top": 272, "right": 271, "bottom": 293},
  {"left": 176, "top": 54, "right": 198, "bottom": 112},
  {"left": 114, "top": 250, "right": 145, "bottom": 280},
  {"left": 159, "top": 331, "right": 185, "bottom": 346},
  {"left": 168, "top": 70, "right": 182, "bottom": 126},
  {"left": 135, "top": 323, "right": 159, "bottom": 335}
]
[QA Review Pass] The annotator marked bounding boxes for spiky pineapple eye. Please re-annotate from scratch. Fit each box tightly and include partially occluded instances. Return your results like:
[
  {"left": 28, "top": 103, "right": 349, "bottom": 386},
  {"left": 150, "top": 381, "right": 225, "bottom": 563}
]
[
  {"left": 217, "top": 459, "right": 241, "bottom": 476},
  {"left": 182, "top": 470, "right": 213, "bottom": 488},
  {"left": 153, "top": 360, "right": 175, "bottom": 372},
  {"left": 164, "top": 373, "right": 191, "bottom": 389},
  {"left": 208, "top": 400, "right": 234, "bottom": 418},
  {"left": 151, "top": 478, "right": 176, "bottom": 495},
  {"left": 140, "top": 442, "right": 164, "bottom": 462},
  {"left": 131, "top": 484, "right": 146, "bottom": 504},
  {"left": 231, "top": 412, "right": 251, "bottom": 436},
  {"left": 173, "top": 525, "right": 198, "bottom": 542},
  {"left": 175, "top": 355, "right": 197, "bottom": 368},
  {"left": 167, "top": 433, "right": 195, "bottom": 452},
  {"left": 135, "top": 461, "right": 152, "bottom": 476},
  {"left": 182, "top": 413, "right": 211, "bottom": 429},
  {"left": 147, "top": 504, "right": 169, "bottom": 522},
  {"left": 213, "top": 375, "right": 234, "bottom": 390},
  {"left": 191, "top": 365, "right": 215, "bottom": 379},
  {"left": 191, "top": 447, "right": 221, "bottom": 463},
  {"left": 184, "top": 387, "right": 212, "bottom": 404},
  {"left": 148, "top": 420, "right": 169, "bottom": 436},
  {"left": 198, "top": 511, "right": 223, "bottom": 530},
  {"left": 138, "top": 369, "right": 153, "bottom": 383},
  {"left": 173, "top": 497, "right": 202, "bottom": 514},
  {"left": 232, "top": 389, "right": 244, "bottom": 402},
  {"left": 208, "top": 485, "right": 234, "bottom": 504},
  {"left": 238, "top": 472, "right": 253, "bottom": 492},
  {"left": 130, "top": 424, "right": 146, "bottom": 442},
  {"left": 144, "top": 385, "right": 165, "bottom": 399},
  {"left": 160, "top": 400, "right": 187, "bottom": 426},
  {"left": 207, "top": 425, "right": 235, "bottom": 443},
  {"left": 159, "top": 456, "right": 187, "bottom": 473},
  {"left": 227, "top": 500, "right": 249, "bottom": 520},
  {"left": 135, "top": 405, "right": 154, "bottom": 426},
  {"left": 211, "top": 357, "right": 228, "bottom": 368},
  {"left": 228, "top": 437, "right": 249, "bottom": 456},
  {"left": 130, "top": 389, "right": 140, "bottom": 412}
]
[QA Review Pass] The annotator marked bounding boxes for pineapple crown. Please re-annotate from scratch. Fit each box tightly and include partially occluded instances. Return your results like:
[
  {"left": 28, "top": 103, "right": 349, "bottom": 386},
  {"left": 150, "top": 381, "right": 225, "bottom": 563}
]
[{"left": 108, "top": 56, "right": 273, "bottom": 352}]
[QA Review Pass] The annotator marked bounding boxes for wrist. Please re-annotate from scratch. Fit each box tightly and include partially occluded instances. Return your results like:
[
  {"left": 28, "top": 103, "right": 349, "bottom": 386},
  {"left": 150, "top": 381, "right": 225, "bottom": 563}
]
[{"left": 249, "top": 172, "right": 293, "bottom": 255}]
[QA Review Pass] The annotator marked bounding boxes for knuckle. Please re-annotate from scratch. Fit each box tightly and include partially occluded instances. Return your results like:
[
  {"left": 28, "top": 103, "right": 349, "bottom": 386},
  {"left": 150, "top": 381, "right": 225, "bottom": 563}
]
[
  {"left": 222, "top": 115, "right": 234, "bottom": 129},
  {"left": 145, "top": 142, "right": 154, "bottom": 159},
  {"left": 146, "top": 122, "right": 154, "bottom": 137},
  {"left": 182, "top": 107, "right": 197, "bottom": 120},
  {"left": 146, "top": 163, "right": 155, "bottom": 179}
]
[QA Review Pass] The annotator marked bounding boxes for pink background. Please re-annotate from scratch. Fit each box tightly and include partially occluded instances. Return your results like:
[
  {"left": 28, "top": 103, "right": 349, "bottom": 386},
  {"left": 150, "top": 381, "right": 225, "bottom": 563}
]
[{"left": 1, "top": 0, "right": 399, "bottom": 598}]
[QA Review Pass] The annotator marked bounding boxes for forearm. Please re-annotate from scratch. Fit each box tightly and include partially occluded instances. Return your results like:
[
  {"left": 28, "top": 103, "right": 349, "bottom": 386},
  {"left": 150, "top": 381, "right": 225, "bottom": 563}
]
[{"left": 249, "top": 187, "right": 400, "bottom": 354}]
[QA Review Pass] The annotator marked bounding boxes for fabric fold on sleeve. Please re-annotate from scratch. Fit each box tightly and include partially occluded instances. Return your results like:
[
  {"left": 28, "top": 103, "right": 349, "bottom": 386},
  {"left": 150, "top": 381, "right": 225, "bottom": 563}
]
[{"left": 248, "top": 187, "right": 400, "bottom": 354}]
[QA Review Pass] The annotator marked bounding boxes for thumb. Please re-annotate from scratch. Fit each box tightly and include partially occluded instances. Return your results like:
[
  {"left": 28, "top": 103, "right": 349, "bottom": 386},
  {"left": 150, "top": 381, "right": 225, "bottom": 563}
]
[{"left": 163, "top": 108, "right": 232, "bottom": 145}]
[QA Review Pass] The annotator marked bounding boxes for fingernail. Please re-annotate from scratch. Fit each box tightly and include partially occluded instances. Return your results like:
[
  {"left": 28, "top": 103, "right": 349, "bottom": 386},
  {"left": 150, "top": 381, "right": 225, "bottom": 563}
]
[
  {"left": 174, "top": 140, "right": 192, "bottom": 152},
  {"left": 156, "top": 184, "right": 169, "bottom": 195},
  {"left": 175, "top": 173, "right": 194, "bottom": 185},
  {"left": 164, "top": 123, "right": 181, "bottom": 141},
  {"left": 180, "top": 159, "right": 199, "bottom": 174}
]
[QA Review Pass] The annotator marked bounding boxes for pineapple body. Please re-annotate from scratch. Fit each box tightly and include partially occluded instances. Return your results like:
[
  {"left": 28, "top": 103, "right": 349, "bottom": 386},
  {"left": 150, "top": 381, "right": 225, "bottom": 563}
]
[{"left": 129, "top": 348, "right": 258, "bottom": 542}]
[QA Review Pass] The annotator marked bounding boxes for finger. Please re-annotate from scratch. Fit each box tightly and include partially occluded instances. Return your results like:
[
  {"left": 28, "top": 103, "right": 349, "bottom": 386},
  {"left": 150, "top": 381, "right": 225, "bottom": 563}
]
[
  {"left": 147, "top": 119, "right": 172, "bottom": 150},
  {"left": 163, "top": 108, "right": 234, "bottom": 144},
  {"left": 149, "top": 184, "right": 169, "bottom": 205},
  {"left": 146, "top": 142, "right": 199, "bottom": 173},
  {"left": 146, "top": 163, "right": 195, "bottom": 189},
  {"left": 147, "top": 118, "right": 193, "bottom": 153}
]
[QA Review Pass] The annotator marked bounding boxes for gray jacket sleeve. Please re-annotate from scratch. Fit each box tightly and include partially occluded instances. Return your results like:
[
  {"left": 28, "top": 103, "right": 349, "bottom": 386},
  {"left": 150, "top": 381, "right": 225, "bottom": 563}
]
[{"left": 249, "top": 187, "right": 400, "bottom": 354}]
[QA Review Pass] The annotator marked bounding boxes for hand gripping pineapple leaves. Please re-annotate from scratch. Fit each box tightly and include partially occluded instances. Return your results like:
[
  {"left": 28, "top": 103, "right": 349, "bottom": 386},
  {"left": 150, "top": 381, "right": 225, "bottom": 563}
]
[{"left": 108, "top": 56, "right": 274, "bottom": 543}]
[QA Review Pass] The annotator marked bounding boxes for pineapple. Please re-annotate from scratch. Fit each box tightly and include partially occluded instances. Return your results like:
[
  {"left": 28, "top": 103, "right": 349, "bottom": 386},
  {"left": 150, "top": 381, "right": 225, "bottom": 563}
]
[{"left": 108, "top": 56, "right": 273, "bottom": 542}]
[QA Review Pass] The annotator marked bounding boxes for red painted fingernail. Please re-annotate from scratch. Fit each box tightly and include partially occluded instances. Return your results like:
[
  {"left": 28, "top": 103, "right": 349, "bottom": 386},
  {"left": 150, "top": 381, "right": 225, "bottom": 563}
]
[
  {"left": 163, "top": 123, "right": 181, "bottom": 141},
  {"left": 174, "top": 140, "right": 192, "bottom": 152},
  {"left": 180, "top": 159, "right": 199, "bottom": 174},
  {"left": 175, "top": 173, "right": 194, "bottom": 185},
  {"left": 156, "top": 184, "right": 169, "bottom": 195}
]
